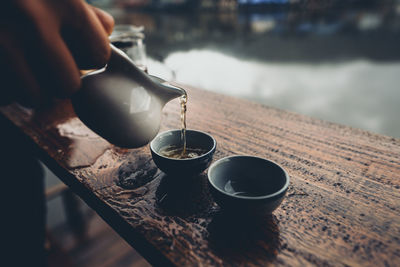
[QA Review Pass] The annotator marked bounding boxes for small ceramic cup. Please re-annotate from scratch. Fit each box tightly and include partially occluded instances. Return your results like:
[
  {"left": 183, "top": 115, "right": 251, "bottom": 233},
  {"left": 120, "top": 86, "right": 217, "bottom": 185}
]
[
  {"left": 207, "top": 155, "right": 290, "bottom": 214},
  {"left": 150, "top": 129, "right": 216, "bottom": 176}
]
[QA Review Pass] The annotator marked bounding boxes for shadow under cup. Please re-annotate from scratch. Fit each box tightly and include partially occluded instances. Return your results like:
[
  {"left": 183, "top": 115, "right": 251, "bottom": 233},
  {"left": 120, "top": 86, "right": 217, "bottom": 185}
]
[{"left": 150, "top": 129, "right": 216, "bottom": 176}]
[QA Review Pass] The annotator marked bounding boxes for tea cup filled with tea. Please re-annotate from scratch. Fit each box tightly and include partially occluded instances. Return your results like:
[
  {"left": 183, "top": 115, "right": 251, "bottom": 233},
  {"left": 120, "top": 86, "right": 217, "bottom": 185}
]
[{"left": 150, "top": 129, "right": 216, "bottom": 176}]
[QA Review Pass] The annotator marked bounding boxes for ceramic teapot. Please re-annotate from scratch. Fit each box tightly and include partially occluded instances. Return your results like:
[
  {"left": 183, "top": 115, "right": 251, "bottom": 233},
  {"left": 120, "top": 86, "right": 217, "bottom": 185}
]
[{"left": 72, "top": 45, "right": 185, "bottom": 148}]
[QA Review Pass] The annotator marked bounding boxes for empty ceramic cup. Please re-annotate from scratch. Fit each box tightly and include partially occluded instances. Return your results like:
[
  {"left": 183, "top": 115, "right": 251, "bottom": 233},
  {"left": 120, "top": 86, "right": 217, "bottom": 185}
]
[
  {"left": 207, "top": 156, "right": 290, "bottom": 214},
  {"left": 150, "top": 129, "right": 216, "bottom": 176}
]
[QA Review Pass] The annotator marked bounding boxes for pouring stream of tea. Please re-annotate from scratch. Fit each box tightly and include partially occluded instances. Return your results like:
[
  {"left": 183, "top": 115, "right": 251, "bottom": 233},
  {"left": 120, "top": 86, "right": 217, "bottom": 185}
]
[
  {"left": 180, "top": 93, "right": 187, "bottom": 156},
  {"left": 159, "top": 89, "right": 209, "bottom": 159}
]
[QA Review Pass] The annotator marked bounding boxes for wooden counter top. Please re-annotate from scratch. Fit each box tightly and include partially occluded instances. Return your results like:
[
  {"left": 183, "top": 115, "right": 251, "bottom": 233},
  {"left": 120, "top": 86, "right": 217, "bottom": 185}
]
[{"left": 1, "top": 85, "right": 399, "bottom": 266}]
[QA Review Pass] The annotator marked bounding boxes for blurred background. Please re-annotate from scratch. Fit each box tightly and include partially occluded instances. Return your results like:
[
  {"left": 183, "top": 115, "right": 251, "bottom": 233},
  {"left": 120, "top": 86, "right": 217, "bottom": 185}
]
[
  {"left": 46, "top": 0, "right": 400, "bottom": 266},
  {"left": 99, "top": 0, "right": 400, "bottom": 139}
]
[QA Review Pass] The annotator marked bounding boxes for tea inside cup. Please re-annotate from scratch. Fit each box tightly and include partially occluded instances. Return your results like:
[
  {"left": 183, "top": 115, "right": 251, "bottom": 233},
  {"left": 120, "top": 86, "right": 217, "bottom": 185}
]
[{"left": 150, "top": 129, "right": 216, "bottom": 176}]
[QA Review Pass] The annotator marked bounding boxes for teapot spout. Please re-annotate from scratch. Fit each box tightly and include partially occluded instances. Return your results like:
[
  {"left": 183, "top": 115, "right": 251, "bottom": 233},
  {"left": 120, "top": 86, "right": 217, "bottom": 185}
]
[
  {"left": 108, "top": 44, "right": 185, "bottom": 104},
  {"left": 157, "top": 83, "right": 186, "bottom": 104}
]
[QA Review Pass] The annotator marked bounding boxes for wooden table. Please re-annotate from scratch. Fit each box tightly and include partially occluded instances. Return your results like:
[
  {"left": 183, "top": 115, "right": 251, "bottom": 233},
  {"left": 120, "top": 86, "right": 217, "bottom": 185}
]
[{"left": 1, "top": 86, "right": 399, "bottom": 266}]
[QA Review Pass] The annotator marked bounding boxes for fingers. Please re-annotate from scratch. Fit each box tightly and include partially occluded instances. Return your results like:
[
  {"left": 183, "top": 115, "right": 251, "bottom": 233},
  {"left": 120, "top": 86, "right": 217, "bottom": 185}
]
[
  {"left": 21, "top": 0, "right": 81, "bottom": 98},
  {"left": 35, "top": 29, "right": 82, "bottom": 97},
  {"left": 2, "top": 0, "right": 81, "bottom": 101},
  {"left": 89, "top": 5, "right": 114, "bottom": 35},
  {"left": 61, "top": 1, "right": 112, "bottom": 70},
  {"left": 0, "top": 0, "right": 115, "bottom": 106}
]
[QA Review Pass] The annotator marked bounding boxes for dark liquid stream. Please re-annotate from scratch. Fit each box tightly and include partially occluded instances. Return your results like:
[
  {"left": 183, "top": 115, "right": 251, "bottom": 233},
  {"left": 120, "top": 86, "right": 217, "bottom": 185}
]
[
  {"left": 180, "top": 93, "right": 187, "bottom": 156},
  {"left": 159, "top": 90, "right": 193, "bottom": 159}
]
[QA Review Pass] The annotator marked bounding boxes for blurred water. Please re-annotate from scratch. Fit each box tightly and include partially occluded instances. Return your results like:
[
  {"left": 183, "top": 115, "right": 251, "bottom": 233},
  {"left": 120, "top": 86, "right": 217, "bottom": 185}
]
[
  {"left": 118, "top": 4, "right": 400, "bottom": 138},
  {"left": 161, "top": 51, "right": 400, "bottom": 137}
]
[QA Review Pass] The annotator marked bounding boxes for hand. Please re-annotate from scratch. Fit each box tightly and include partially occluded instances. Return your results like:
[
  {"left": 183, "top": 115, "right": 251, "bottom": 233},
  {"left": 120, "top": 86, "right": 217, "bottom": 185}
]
[{"left": 0, "top": 0, "right": 114, "bottom": 106}]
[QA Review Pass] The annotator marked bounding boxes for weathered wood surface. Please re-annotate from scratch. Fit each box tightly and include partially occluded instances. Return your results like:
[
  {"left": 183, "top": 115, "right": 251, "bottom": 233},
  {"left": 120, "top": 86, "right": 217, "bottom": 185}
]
[{"left": 1, "top": 86, "right": 400, "bottom": 267}]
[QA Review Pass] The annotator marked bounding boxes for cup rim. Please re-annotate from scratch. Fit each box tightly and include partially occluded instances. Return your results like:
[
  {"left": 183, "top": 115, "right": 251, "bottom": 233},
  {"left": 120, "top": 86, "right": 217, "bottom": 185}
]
[
  {"left": 207, "top": 155, "right": 290, "bottom": 200},
  {"left": 150, "top": 129, "right": 217, "bottom": 161}
]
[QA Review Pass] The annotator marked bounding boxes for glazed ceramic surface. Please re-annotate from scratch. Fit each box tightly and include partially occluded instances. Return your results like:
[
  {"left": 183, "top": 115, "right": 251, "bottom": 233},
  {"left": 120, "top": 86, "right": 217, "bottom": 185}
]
[
  {"left": 72, "top": 45, "right": 185, "bottom": 148},
  {"left": 208, "top": 156, "right": 290, "bottom": 214},
  {"left": 150, "top": 129, "right": 216, "bottom": 176}
]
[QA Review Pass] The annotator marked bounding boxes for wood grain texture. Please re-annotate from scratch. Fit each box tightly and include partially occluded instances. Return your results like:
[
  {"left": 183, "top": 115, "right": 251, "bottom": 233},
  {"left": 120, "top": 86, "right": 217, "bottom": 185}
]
[{"left": 1, "top": 86, "right": 399, "bottom": 267}]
